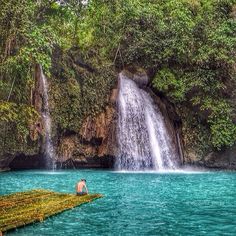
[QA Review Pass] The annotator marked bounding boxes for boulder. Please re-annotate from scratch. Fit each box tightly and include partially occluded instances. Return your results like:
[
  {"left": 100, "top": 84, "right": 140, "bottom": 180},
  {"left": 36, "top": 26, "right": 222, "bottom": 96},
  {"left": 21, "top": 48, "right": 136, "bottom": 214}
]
[{"left": 120, "top": 67, "right": 149, "bottom": 87}]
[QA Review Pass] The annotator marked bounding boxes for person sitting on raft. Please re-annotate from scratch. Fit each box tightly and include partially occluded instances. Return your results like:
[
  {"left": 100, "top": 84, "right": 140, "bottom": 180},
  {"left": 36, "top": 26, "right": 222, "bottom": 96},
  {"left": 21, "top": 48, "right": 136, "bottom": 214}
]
[{"left": 76, "top": 179, "right": 88, "bottom": 195}]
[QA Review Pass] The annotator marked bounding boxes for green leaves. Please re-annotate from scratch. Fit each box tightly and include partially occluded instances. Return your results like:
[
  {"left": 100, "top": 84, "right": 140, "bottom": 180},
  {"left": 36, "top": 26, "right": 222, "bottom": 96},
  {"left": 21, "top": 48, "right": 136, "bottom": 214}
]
[
  {"left": 0, "top": 101, "right": 38, "bottom": 142},
  {"left": 209, "top": 117, "right": 236, "bottom": 149},
  {"left": 1, "top": 0, "right": 236, "bottom": 151},
  {"left": 0, "top": 0, "right": 77, "bottom": 142},
  {"left": 153, "top": 68, "right": 187, "bottom": 102},
  {"left": 153, "top": 66, "right": 236, "bottom": 149}
]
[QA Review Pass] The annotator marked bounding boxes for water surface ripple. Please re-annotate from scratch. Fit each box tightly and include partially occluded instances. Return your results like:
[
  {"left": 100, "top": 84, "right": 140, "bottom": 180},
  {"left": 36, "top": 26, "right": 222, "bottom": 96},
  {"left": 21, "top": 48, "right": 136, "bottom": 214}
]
[{"left": 0, "top": 170, "right": 236, "bottom": 236}]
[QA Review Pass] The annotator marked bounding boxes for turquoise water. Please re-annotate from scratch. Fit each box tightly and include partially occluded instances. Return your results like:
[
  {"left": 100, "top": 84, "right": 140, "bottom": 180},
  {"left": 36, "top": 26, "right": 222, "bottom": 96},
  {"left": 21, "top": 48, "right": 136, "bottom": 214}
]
[{"left": 1, "top": 170, "right": 236, "bottom": 236}]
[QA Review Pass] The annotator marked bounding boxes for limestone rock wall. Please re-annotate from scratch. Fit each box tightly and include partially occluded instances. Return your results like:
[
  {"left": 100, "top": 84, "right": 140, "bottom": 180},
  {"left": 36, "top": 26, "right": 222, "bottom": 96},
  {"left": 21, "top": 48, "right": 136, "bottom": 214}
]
[
  {"left": 56, "top": 104, "right": 117, "bottom": 168},
  {"left": 0, "top": 64, "right": 43, "bottom": 171},
  {"left": 2, "top": 61, "right": 236, "bottom": 171}
]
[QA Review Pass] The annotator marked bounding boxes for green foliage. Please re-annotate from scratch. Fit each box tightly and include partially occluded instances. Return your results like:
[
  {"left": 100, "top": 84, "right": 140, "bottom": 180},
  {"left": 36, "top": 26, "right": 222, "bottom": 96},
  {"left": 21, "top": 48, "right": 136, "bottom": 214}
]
[
  {"left": 0, "top": 0, "right": 78, "bottom": 142},
  {"left": 79, "top": 0, "right": 236, "bottom": 149},
  {"left": 209, "top": 117, "right": 236, "bottom": 149},
  {"left": 52, "top": 76, "right": 82, "bottom": 132},
  {"left": 78, "top": 0, "right": 236, "bottom": 150},
  {"left": 153, "top": 66, "right": 236, "bottom": 148},
  {"left": 80, "top": 66, "right": 115, "bottom": 117},
  {"left": 0, "top": 101, "right": 38, "bottom": 142},
  {"left": 1, "top": 0, "right": 236, "bottom": 153},
  {"left": 50, "top": 49, "right": 115, "bottom": 133},
  {"left": 180, "top": 107, "right": 213, "bottom": 157},
  {"left": 153, "top": 68, "right": 186, "bottom": 102}
]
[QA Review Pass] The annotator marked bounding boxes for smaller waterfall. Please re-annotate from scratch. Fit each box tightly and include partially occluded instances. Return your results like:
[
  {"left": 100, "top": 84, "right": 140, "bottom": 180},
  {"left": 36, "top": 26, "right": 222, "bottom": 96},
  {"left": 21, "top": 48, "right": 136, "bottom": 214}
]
[
  {"left": 40, "top": 66, "right": 56, "bottom": 169},
  {"left": 116, "top": 72, "right": 179, "bottom": 171}
]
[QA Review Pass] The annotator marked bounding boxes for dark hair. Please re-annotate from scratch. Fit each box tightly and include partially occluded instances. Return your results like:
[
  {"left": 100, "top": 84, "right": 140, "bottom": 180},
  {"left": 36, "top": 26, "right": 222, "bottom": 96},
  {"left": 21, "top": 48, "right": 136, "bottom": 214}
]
[{"left": 81, "top": 179, "right": 86, "bottom": 182}]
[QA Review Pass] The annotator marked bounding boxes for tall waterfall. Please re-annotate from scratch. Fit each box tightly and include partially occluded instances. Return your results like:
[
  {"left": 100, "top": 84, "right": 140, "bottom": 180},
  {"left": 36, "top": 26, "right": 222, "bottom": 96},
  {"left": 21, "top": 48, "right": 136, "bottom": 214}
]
[
  {"left": 116, "top": 73, "right": 178, "bottom": 171},
  {"left": 40, "top": 66, "right": 56, "bottom": 169}
]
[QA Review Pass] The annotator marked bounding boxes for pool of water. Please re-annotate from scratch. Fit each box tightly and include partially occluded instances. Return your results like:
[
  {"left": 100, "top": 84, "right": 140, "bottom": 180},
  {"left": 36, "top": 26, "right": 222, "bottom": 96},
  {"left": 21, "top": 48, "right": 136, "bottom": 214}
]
[{"left": 1, "top": 169, "right": 236, "bottom": 236}]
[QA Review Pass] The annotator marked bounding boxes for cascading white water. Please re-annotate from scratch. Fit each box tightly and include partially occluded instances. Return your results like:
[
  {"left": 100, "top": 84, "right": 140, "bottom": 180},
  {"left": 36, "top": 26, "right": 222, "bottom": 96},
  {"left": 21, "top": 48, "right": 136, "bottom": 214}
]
[
  {"left": 116, "top": 72, "right": 178, "bottom": 171},
  {"left": 40, "top": 66, "right": 56, "bottom": 169}
]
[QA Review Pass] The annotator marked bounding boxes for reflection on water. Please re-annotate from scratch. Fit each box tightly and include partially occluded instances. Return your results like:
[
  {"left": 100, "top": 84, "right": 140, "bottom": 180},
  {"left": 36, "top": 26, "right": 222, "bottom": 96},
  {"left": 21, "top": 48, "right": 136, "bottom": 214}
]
[{"left": 32, "top": 171, "right": 66, "bottom": 175}]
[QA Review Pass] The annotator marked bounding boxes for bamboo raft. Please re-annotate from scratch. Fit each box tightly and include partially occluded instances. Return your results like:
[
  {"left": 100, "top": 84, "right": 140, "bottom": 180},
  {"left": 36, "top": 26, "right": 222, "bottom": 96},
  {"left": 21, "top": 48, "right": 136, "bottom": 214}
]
[{"left": 0, "top": 189, "right": 102, "bottom": 233}]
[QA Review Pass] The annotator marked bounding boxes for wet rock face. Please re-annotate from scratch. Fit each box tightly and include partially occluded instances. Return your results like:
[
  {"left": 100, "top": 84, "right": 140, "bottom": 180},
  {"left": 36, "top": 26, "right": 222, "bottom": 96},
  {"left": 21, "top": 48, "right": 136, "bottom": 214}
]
[
  {"left": 56, "top": 105, "right": 117, "bottom": 168},
  {"left": 4, "top": 63, "right": 236, "bottom": 171},
  {"left": 147, "top": 89, "right": 184, "bottom": 166},
  {"left": 80, "top": 106, "right": 117, "bottom": 156},
  {"left": 0, "top": 154, "right": 14, "bottom": 172},
  {"left": 203, "top": 151, "right": 236, "bottom": 169},
  {"left": 32, "top": 64, "right": 44, "bottom": 114},
  {"left": 185, "top": 147, "right": 236, "bottom": 170},
  {"left": 9, "top": 154, "right": 45, "bottom": 170},
  {"left": 60, "top": 156, "right": 114, "bottom": 169},
  {"left": 121, "top": 68, "right": 149, "bottom": 87},
  {"left": 0, "top": 64, "right": 43, "bottom": 171},
  {"left": 54, "top": 68, "right": 183, "bottom": 169},
  {"left": 3, "top": 103, "right": 117, "bottom": 170}
]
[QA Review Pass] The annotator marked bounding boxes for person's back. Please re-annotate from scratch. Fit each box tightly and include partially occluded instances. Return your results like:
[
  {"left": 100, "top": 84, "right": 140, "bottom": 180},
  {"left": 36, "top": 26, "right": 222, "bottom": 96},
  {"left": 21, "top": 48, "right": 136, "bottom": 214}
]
[{"left": 76, "top": 179, "right": 88, "bottom": 195}]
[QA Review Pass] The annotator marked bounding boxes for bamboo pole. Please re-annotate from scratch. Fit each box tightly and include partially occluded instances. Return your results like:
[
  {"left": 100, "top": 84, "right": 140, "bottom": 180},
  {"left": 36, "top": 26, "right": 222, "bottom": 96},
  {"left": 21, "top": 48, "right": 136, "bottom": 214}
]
[{"left": 0, "top": 189, "right": 102, "bottom": 232}]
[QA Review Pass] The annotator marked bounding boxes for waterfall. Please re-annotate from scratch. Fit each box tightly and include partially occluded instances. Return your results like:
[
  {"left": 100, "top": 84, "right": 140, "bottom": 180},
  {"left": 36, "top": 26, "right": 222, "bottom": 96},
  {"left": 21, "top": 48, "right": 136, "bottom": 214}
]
[
  {"left": 40, "top": 66, "right": 56, "bottom": 169},
  {"left": 116, "top": 72, "right": 178, "bottom": 171}
]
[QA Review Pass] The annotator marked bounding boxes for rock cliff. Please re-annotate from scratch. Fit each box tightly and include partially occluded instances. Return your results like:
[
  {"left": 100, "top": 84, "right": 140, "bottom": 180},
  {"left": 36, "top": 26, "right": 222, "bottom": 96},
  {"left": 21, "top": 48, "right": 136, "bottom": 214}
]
[{"left": 1, "top": 63, "right": 236, "bottom": 171}]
